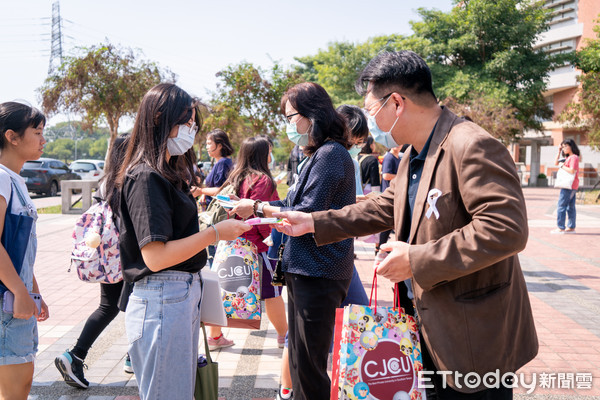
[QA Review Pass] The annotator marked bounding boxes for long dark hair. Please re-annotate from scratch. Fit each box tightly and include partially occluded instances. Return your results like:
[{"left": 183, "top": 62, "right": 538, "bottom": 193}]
[
  {"left": 561, "top": 138, "right": 580, "bottom": 157},
  {"left": 225, "top": 136, "right": 275, "bottom": 196},
  {"left": 117, "top": 83, "right": 203, "bottom": 190},
  {"left": 207, "top": 129, "right": 234, "bottom": 158},
  {"left": 102, "top": 134, "right": 129, "bottom": 216},
  {"left": 0, "top": 102, "right": 46, "bottom": 149},
  {"left": 280, "top": 82, "right": 350, "bottom": 156}
]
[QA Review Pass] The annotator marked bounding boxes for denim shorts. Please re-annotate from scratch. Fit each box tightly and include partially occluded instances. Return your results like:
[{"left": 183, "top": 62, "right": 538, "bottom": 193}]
[
  {"left": 126, "top": 270, "right": 202, "bottom": 400},
  {"left": 0, "top": 300, "right": 38, "bottom": 366}
]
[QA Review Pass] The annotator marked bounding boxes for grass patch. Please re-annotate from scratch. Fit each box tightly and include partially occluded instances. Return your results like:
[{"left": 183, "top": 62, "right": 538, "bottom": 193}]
[
  {"left": 579, "top": 189, "right": 600, "bottom": 205},
  {"left": 277, "top": 183, "right": 289, "bottom": 200},
  {"left": 37, "top": 198, "right": 82, "bottom": 214}
]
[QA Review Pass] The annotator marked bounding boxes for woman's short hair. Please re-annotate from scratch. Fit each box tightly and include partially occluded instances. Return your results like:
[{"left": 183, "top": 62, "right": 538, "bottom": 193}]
[
  {"left": 280, "top": 82, "right": 350, "bottom": 156},
  {"left": 336, "top": 104, "right": 368, "bottom": 141},
  {"left": 0, "top": 101, "right": 46, "bottom": 149},
  {"left": 207, "top": 129, "right": 234, "bottom": 157}
]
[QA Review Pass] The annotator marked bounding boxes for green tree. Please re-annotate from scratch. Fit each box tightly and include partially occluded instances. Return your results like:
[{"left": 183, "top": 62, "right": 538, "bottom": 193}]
[
  {"left": 43, "top": 138, "right": 73, "bottom": 162},
  {"left": 39, "top": 42, "right": 173, "bottom": 144},
  {"left": 409, "top": 0, "right": 564, "bottom": 137},
  {"left": 559, "top": 17, "right": 600, "bottom": 150},
  {"left": 296, "top": 1, "right": 564, "bottom": 141},
  {"left": 204, "top": 61, "right": 303, "bottom": 149}
]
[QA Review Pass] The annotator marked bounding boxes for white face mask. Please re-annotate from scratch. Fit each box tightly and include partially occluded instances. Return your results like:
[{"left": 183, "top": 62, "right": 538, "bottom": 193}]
[{"left": 167, "top": 123, "right": 197, "bottom": 156}]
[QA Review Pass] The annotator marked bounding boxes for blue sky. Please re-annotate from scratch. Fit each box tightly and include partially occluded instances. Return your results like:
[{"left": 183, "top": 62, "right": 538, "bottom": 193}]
[{"left": 0, "top": 0, "right": 452, "bottom": 127}]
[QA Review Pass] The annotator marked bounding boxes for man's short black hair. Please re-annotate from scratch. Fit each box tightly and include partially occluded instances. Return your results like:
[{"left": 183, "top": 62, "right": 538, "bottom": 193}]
[{"left": 356, "top": 51, "right": 437, "bottom": 105}]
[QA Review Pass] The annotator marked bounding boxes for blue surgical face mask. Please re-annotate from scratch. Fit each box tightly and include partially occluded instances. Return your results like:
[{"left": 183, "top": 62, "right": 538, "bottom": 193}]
[
  {"left": 367, "top": 95, "right": 399, "bottom": 148},
  {"left": 348, "top": 144, "right": 362, "bottom": 157},
  {"left": 167, "top": 122, "right": 197, "bottom": 156},
  {"left": 286, "top": 122, "right": 309, "bottom": 147},
  {"left": 269, "top": 151, "right": 275, "bottom": 169}
]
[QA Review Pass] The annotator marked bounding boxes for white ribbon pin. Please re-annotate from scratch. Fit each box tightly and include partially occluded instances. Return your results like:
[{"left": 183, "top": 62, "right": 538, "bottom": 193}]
[{"left": 425, "top": 189, "right": 442, "bottom": 220}]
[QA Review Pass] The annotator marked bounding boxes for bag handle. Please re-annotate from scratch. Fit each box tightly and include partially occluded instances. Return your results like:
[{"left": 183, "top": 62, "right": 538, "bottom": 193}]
[
  {"left": 201, "top": 322, "right": 214, "bottom": 365},
  {"left": 369, "top": 270, "right": 402, "bottom": 312}
]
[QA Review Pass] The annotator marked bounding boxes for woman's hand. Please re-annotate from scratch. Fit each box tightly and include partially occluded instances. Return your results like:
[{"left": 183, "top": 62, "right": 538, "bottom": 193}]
[
  {"left": 13, "top": 291, "right": 38, "bottom": 320},
  {"left": 37, "top": 299, "right": 49, "bottom": 322},
  {"left": 214, "top": 219, "right": 252, "bottom": 241},
  {"left": 232, "top": 198, "right": 256, "bottom": 219},
  {"left": 190, "top": 186, "right": 203, "bottom": 198}
]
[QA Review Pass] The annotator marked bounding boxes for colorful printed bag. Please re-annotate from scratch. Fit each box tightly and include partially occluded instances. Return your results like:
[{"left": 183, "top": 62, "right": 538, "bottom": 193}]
[
  {"left": 211, "top": 237, "right": 261, "bottom": 329},
  {"left": 334, "top": 274, "right": 426, "bottom": 400},
  {"left": 70, "top": 201, "right": 122, "bottom": 283}
]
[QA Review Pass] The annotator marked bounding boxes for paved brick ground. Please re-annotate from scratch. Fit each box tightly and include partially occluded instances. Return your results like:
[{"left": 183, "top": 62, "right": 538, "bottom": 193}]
[{"left": 25, "top": 187, "right": 600, "bottom": 399}]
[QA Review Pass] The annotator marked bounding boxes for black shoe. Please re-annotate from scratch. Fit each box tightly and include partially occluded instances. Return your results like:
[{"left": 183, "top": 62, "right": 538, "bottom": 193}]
[{"left": 55, "top": 350, "right": 89, "bottom": 389}]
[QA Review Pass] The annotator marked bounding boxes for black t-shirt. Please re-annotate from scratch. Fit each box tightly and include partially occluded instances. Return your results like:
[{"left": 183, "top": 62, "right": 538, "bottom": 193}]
[{"left": 119, "top": 163, "right": 207, "bottom": 282}]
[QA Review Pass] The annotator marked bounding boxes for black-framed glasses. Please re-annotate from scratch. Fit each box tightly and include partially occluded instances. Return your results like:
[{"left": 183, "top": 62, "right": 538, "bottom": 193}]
[{"left": 285, "top": 112, "right": 300, "bottom": 122}]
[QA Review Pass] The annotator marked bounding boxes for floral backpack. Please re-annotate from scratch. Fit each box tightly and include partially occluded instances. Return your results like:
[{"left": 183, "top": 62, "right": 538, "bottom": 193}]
[{"left": 70, "top": 201, "right": 122, "bottom": 283}]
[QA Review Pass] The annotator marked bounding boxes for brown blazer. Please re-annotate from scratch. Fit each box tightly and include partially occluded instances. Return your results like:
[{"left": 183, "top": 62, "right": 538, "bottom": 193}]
[{"left": 313, "top": 107, "right": 538, "bottom": 392}]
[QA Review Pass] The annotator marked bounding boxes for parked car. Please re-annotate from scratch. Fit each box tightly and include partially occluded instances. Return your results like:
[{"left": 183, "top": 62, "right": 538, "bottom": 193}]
[
  {"left": 69, "top": 159, "right": 105, "bottom": 181},
  {"left": 20, "top": 157, "right": 80, "bottom": 196}
]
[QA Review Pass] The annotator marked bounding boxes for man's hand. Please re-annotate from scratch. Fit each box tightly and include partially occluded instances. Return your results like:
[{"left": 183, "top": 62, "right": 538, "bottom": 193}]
[
  {"left": 376, "top": 241, "right": 413, "bottom": 283},
  {"left": 272, "top": 211, "right": 314, "bottom": 237}
]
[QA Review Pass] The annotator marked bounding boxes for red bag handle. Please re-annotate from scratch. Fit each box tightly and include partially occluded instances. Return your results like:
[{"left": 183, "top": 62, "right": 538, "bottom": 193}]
[{"left": 370, "top": 270, "right": 402, "bottom": 312}]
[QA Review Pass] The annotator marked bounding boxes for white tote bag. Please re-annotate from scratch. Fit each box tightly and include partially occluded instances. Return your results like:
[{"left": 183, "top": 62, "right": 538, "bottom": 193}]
[
  {"left": 200, "top": 269, "right": 228, "bottom": 327},
  {"left": 554, "top": 167, "right": 576, "bottom": 189}
]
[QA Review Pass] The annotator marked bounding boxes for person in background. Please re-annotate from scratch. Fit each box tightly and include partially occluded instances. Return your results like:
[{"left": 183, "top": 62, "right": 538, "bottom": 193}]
[
  {"left": 358, "top": 136, "right": 380, "bottom": 194},
  {"left": 197, "top": 128, "right": 234, "bottom": 204},
  {"left": 551, "top": 138, "right": 580, "bottom": 234},
  {"left": 233, "top": 82, "right": 355, "bottom": 400},
  {"left": 0, "top": 101, "right": 50, "bottom": 400},
  {"left": 336, "top": 104, "right": 369, "bottom": 307},
  {"left": 55, "top": 135, "right": 131, "bottom": 389},
  {"left": 116, "top": 83, "right": 250, "bottom": 400},
  {"left": 376, "top": 144, "right": 406, "bottom": 256},
  {"left": 286, "top": 144, "right": 306, "bottom": 187}
]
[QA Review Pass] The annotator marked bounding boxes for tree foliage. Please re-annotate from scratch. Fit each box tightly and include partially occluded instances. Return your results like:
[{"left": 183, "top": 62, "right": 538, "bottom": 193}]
[
  {"left": 559, "top": 17, "right": 600, "bottom": 150},
  {"left": 38, "top": 42, "right": 173, "bottom": 144},
  {"left": 295, "top": 0, "right": 564, "bottom": 141},
  {"left": 203, "top": 61, "right": 303, "bottom": 151}
]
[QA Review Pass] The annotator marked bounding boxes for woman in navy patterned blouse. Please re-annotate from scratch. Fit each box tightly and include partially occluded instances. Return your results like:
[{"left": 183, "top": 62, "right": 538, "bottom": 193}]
[{"left": 233, "top": 82, "right": 355, "bottom": 400}]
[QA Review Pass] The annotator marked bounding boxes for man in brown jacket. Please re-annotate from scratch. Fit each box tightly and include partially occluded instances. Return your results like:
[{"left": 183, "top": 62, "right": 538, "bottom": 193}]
[{"left": 274, "top": 51, "right": 538, "bottom": 399}]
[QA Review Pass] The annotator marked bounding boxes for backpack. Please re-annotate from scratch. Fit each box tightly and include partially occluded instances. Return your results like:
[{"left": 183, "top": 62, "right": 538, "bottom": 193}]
[
  {"left": 198, "top": 184, "right": 236, "bottom": 231},
  {"left": 70, "top": 201, "right": 122, "bottom": 283}
]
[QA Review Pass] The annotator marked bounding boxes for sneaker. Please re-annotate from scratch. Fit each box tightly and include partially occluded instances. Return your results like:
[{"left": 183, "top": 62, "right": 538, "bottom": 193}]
[
  {"left": 55, "top": 350, "right": 89, "bottom": 389},
  {"left": 123, "top": 353, "right": 133, "bottom": 374},
  {"left": 276, "top": 386, "right": 293, "bottom": 400},
  {"left": 207, "top": 334, "right": 234, "bottom": 351},
  {"left": 277, "top": 334, "right": 286, "bottom": 349},
  {"left": 565, "top": 228, "right": 576, "bottom": 234},
  {"left": 550, "top": 228, "right": 565, "bottom": 234}
]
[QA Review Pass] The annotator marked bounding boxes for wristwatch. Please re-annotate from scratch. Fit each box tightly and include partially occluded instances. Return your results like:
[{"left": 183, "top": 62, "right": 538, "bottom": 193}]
[{"left": 256, "top": 202, "right": 266, "bottom": 218}]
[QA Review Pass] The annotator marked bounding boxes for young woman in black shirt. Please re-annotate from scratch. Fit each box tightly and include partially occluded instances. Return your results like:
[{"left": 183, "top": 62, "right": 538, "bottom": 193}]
[{"left": 116, "top": 83, "right": 250, "bottom": 400}]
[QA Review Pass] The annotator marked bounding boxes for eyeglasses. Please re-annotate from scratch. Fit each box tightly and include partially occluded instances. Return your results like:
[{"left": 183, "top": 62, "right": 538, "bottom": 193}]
[
  {"left": 363, "top": 93, "right": 407, "bottom": 114},
  {"left": 285, "top": 112, "right": 300, "bottom": 122}
]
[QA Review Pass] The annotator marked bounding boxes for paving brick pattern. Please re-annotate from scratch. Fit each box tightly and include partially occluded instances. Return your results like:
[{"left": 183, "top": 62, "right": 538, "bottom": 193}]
[{"left": 24, "top": 187, "right": 600, "bottom": 399}]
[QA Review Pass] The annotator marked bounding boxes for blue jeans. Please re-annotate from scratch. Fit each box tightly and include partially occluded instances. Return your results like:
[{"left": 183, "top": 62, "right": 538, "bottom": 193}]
[
  {"left": 557, "top": 189, "right": 576, "bottom": 230},
  {"left": 126, "top": 271, "right": 202, "bottom": 400}
]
